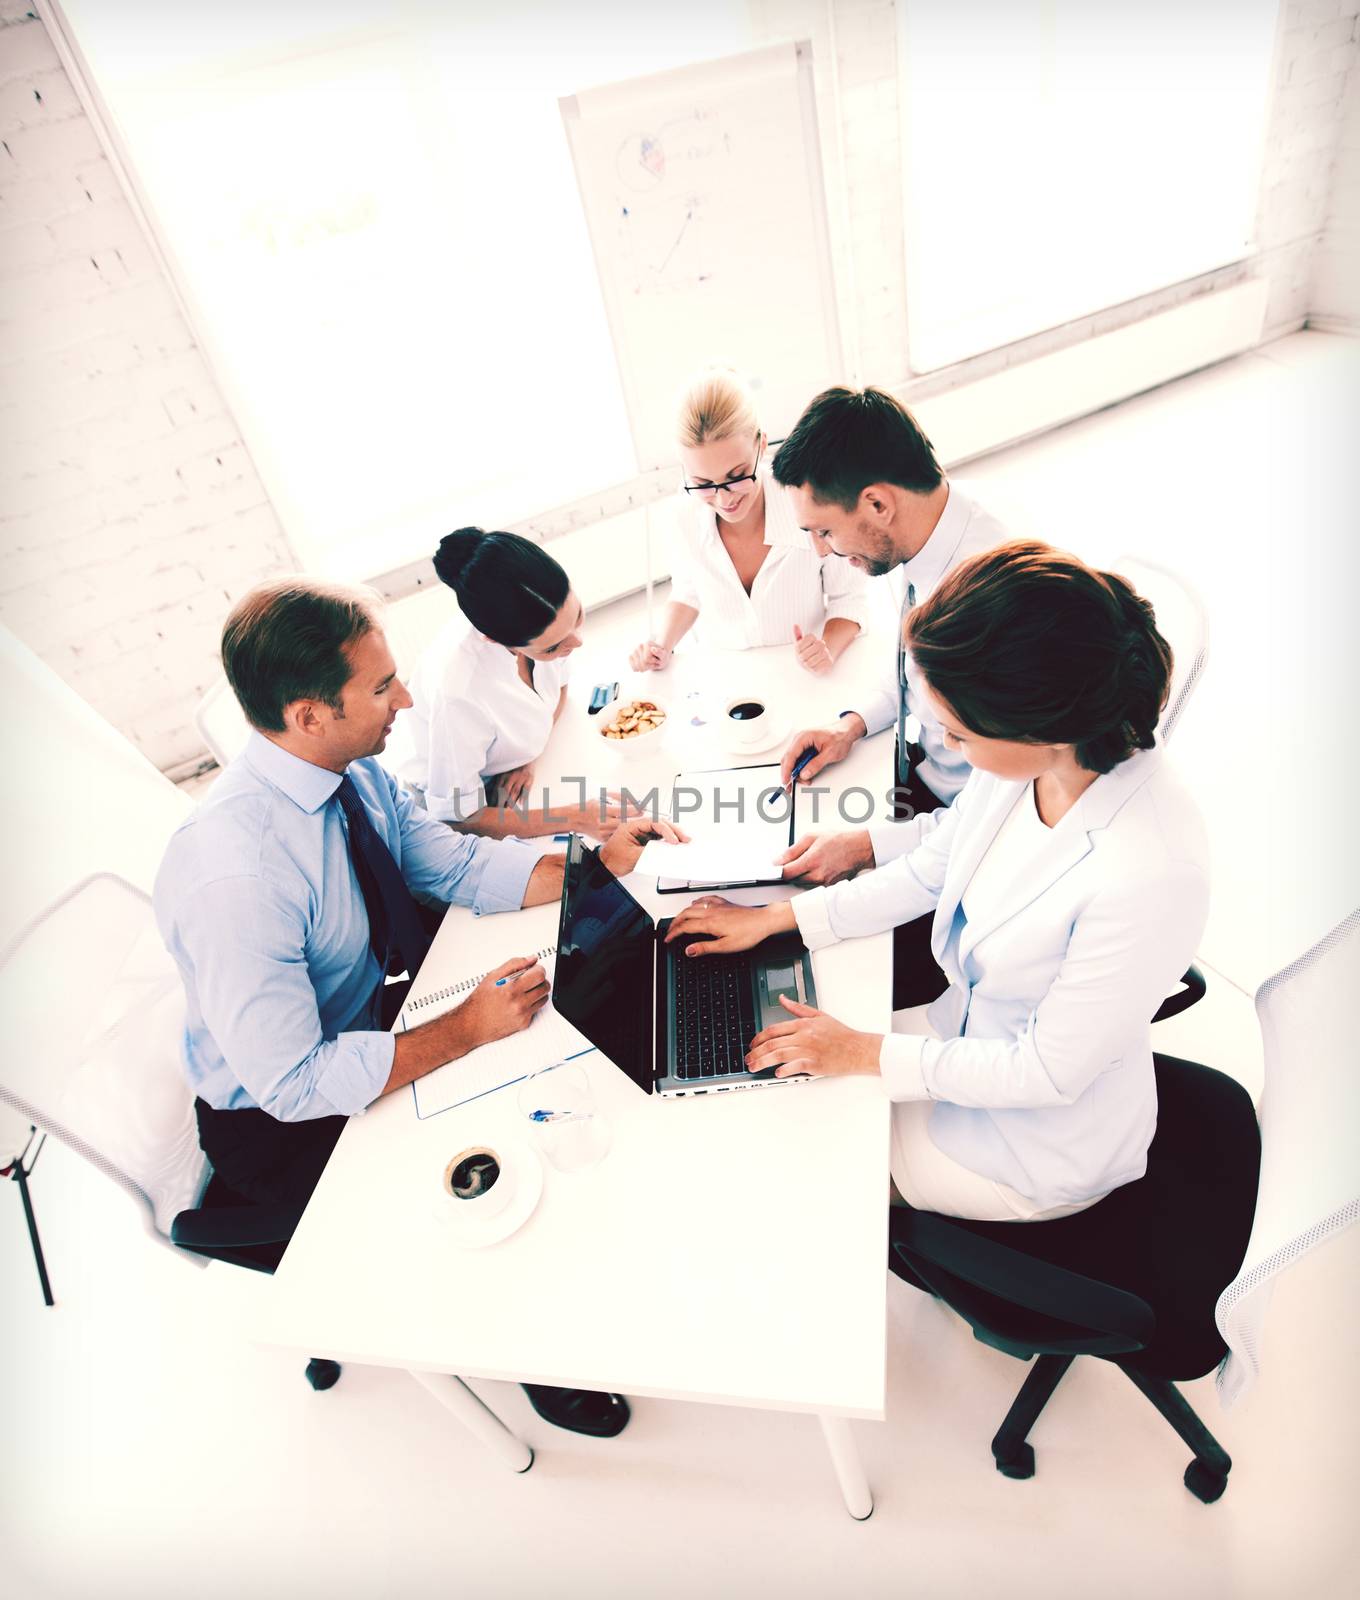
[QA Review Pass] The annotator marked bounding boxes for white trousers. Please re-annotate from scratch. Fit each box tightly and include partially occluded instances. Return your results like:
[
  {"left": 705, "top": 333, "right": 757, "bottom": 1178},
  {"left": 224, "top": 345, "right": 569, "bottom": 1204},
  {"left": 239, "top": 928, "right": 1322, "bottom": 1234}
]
[{"left": 888, "top": 1006, "right": 1101, "bottom": 1224}]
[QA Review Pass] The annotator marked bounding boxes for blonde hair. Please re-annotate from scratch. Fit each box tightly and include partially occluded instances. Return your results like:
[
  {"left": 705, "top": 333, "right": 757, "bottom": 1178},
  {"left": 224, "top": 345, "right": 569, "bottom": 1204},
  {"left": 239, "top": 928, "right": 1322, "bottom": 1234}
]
[{"left": 676, "top": 367, "right": 760, "bottom": 449}]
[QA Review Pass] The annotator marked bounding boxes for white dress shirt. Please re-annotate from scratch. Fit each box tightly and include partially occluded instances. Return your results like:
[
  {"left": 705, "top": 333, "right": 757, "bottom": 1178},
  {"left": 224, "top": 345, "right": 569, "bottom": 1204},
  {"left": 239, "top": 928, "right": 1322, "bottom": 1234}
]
[
  {"left": 791, "top": 748, "right": 1210, "bottom": 1210},
  {"left": 850, "top": 480, "right": 1010, "bottom": 863},
  {"left": 668, "top": 467, "right": 870, "bottom": 649},
  {"left": 390, "top": 613, "right": 571, "bottom": 823}
]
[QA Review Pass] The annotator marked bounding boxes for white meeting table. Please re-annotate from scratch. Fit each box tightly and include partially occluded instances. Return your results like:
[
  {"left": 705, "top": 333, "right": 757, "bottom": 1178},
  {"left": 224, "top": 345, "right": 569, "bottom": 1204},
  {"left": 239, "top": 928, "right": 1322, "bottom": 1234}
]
[{"left": 247, "top": 636, "right": 899, "bottom": 1518}]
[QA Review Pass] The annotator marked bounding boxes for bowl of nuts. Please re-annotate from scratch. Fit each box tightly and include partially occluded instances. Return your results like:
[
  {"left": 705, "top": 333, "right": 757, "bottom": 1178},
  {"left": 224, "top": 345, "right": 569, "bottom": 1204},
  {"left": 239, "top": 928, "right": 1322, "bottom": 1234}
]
[{"left": 597, "top": 696, "right": 667, "bottom": 757}]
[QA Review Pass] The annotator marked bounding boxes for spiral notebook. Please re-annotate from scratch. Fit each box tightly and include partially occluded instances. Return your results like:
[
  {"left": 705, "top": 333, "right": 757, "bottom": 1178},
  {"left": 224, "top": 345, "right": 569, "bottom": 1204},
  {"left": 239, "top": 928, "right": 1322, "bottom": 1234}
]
[{"left": 396, "top": 945, "right": 594, "bottom": 1120}]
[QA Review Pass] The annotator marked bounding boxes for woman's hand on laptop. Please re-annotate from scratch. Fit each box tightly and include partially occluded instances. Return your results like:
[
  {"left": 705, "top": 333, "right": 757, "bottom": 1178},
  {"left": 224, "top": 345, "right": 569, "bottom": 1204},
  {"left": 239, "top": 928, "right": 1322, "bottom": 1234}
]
[
  {"left": 745, "top": 997, "right": 881, "bottom": 1080},
  {"left": 663, "top": 897, "right": 797, "bottom": 957},
  {"left": 597, "top": 814, "right": 688, "bottom": 877}
]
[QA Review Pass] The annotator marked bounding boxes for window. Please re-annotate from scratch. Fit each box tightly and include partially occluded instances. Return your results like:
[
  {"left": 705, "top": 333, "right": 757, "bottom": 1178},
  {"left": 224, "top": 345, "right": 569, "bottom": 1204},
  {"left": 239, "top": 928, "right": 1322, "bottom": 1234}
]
[
  {"left": 58, "top": 2, "right": 753, "bottom": 579},
  {"left": 899, "top": 0, "right": 1279, "bottom": 372}
]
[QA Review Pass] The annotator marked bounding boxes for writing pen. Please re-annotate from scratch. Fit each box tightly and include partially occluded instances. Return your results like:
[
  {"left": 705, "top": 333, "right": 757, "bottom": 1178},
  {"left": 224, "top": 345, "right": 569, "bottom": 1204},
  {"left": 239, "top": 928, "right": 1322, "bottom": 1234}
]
[{"left": 785, "top": 746, "right": 818, "bottom": 792}]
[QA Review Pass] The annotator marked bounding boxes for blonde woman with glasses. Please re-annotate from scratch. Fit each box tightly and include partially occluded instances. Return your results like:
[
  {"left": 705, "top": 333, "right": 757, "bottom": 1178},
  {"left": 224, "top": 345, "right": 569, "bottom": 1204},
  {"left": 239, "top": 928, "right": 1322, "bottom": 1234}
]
[{"left": 630, "top": 369, "right": 869, "bottom": 675}]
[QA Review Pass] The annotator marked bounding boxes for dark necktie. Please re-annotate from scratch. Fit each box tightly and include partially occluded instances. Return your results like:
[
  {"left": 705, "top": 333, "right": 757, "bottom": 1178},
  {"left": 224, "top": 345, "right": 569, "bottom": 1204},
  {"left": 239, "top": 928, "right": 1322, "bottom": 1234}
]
[
  {"left": 896, "top": 580, "right": 920, "bottom": 788},
  {"left": 334, "top": 775, "right": 431, "bottom": 979}
]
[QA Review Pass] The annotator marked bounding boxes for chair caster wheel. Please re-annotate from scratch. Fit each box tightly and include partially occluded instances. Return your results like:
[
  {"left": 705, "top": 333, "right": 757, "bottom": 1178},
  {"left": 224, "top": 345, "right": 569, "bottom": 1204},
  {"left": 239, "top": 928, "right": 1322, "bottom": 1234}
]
[
  {"left": 993, "top": 1442, "right": 1035, "bottom": 1479},
  {"left": 1184, "top": 1459, "right": 1228, "bottom": 1503},
  {"left": 305, "top": 1358, "right": 342, "bottom": 1391}
]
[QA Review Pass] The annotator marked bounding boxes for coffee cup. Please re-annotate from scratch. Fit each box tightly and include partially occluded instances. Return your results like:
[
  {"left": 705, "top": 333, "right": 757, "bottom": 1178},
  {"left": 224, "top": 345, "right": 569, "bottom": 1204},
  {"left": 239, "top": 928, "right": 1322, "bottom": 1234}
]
[
  {"left": 442, "top": 1146, "right": 513, "bottom": 1219},
  {"left": 725, "top": 697, "right": 768, "bottom": 750}
]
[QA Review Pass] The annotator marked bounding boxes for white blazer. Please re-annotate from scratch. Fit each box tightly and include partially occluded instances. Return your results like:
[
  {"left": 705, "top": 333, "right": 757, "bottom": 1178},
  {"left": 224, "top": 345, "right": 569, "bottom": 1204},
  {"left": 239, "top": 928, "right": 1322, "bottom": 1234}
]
[{"left": 792, "top": 748, "right": 1211, "bottom": 1209}]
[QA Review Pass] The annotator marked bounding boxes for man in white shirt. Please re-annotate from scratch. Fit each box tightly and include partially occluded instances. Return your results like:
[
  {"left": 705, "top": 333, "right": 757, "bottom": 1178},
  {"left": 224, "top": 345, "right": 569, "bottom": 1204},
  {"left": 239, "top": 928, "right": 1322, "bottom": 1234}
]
[{"left": 769, "top": 387, "right": 1010, "bottom": 1004}]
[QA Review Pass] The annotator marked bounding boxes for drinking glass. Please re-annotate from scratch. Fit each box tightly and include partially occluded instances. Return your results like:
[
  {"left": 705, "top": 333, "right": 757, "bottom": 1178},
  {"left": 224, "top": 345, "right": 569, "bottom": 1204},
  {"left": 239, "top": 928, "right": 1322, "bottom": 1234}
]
[{"left": 516, "top": 1061, "right": 611, "bottom": 1173}]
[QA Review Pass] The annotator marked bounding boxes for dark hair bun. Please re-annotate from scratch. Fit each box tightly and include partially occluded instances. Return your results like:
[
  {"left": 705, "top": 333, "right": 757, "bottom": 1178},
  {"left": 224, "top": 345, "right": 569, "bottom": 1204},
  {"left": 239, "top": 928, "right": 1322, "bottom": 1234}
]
[
  {"left": 431, "top": 527, "right": 571, "bottom": 649},
  {"left": 1093, "top": 574, "right": 1172, "bottom": 773},
  {"left": 432, "top": 527, "right": 486, "bottom": 589}
]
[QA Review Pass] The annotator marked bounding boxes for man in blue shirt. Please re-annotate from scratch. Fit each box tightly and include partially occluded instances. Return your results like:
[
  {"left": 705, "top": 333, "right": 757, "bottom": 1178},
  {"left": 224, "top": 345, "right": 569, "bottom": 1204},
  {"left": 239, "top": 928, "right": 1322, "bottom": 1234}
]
[{"left": 156, "top": 577, "right": 669, "bottom": 1438}]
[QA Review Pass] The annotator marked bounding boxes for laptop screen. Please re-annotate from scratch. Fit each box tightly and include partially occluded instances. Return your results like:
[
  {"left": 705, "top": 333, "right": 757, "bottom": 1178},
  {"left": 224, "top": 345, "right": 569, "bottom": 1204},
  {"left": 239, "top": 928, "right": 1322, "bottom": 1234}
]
[{"left": 553, "top": 838, "right": 655, "bottom": 1092}]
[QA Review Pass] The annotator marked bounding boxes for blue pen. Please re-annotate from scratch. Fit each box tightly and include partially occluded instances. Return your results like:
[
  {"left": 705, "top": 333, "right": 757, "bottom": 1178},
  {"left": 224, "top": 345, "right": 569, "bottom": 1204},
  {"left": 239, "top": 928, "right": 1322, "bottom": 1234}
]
[{"left": 787, "top": 746, "right": 818, "bottom": 788}]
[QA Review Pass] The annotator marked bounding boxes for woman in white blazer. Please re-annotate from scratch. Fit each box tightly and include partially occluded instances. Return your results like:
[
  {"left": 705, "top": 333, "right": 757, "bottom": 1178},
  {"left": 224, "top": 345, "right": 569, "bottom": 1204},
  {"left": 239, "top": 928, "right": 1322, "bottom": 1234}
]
[
  {"left": 390, "top": 528, "right": 625, "bottom": 841},
  {"left": 630, "top": 368, "right": 869, "bottom": 675},
  {"left": 665, "top": 542, "right": 1210, "bottom": 1222}
]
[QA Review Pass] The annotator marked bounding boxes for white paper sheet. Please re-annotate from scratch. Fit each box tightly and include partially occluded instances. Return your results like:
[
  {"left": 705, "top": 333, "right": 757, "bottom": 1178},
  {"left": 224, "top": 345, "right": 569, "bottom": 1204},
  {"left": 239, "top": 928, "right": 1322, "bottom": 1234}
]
[
  {"left": 652, "top": 762, "right": 793, "bottom": 886},
  {"left": 637, "top": 831, "right": 787, "bottom": 886}
]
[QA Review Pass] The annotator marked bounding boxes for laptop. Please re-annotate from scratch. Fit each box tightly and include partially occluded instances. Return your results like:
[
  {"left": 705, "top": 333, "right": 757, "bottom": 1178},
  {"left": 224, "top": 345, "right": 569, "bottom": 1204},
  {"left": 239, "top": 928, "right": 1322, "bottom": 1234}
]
[{"left": 552, "top": 834, "right": 816, "bottom": 1098}]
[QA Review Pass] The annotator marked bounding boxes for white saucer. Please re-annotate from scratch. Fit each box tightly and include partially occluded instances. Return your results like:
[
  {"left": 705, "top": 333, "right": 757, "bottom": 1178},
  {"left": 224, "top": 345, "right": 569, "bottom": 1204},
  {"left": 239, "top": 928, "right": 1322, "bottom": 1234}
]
[
  {"left": 721, "top": 716, "right": 791, "bottom": 760},
  {"left": 430, "top": 1140, "right": 544, "bottom": 1249}
]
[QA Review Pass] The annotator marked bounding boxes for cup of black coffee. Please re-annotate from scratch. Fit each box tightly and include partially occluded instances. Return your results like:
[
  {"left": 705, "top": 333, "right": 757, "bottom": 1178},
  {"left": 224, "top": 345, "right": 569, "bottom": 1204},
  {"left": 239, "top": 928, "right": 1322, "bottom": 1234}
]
[
  {"left": 443, "top": 1146, "right": 512, "bottom": 1217},
  {"left": 726, "top": 697, "right": 769, "bottom": 749}
]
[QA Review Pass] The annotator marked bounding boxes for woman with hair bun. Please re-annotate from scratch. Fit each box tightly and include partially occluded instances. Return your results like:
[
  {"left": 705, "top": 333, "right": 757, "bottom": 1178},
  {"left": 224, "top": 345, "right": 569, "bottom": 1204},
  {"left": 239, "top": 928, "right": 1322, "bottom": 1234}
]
[
  {"left": 662, "top": 541, "right": 1209, "bottom": 1222},
  {"left": 630, "top": 367, "right": 869, "bottom": 675},
  {"left": 391, "top": 528, "right": 625, "bottom": 841}
]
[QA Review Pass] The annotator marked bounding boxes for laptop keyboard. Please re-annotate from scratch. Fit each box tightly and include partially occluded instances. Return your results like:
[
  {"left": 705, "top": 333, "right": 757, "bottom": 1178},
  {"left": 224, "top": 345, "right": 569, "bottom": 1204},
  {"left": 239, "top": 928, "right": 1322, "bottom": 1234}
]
[{"left": 673, "top": 955, "right": 758, "bottom": 1079}]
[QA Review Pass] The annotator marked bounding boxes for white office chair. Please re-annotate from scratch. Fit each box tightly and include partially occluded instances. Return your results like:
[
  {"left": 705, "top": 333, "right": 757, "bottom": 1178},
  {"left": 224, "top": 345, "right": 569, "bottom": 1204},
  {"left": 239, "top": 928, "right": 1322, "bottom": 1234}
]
[
  {"left": 0, "top": 873, "right": 207, "bottom": 1249},
  {"left": 0, "top": 872, "right": 345, "bottom": 1387},
  {"left": 1215, "top": 910, "right": 1360, "bottom": 1406},
  {"left": 1111, "top": 553, "right": 1208, "bottom": 742},
  {"left": 193, "top": 676, "right": 251, "bottom": 769}
]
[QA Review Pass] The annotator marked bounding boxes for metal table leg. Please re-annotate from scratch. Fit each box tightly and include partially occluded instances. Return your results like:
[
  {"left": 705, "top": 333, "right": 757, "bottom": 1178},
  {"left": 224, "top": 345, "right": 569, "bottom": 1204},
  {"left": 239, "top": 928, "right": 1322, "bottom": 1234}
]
[
  {"left": 818, "top": 1413, "right": 873, "bottom": 1519},
  {"left": 408, "top": 1370, "right": 535, "bottom": 1472}
]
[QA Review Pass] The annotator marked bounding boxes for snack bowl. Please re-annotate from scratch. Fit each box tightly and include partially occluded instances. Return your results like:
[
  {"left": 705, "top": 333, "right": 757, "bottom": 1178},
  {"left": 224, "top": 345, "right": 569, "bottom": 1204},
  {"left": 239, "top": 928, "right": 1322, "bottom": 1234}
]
[{"left": 596, "top": 696, "right": 668, "bottom": 759}]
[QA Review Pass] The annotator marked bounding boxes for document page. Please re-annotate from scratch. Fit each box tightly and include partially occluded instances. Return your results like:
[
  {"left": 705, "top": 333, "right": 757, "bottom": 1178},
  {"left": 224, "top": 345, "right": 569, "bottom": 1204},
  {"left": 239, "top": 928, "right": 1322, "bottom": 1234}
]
[
  {"left": 399, "top": 955, "right": 595, "bottom": 1119},
  {"left": 648, "top": 763, "right": 794, "bottom": 889}
]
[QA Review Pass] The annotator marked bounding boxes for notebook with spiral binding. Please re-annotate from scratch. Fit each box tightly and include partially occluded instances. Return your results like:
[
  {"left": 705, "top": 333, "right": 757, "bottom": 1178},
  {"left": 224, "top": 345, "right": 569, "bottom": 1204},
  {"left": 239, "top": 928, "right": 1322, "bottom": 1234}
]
[
  {"left": 400, "top": 944, "right": 559, "bottom": 1017},
  {"left": 398, "top": 946, "right": 595, "bottom": 1120}
]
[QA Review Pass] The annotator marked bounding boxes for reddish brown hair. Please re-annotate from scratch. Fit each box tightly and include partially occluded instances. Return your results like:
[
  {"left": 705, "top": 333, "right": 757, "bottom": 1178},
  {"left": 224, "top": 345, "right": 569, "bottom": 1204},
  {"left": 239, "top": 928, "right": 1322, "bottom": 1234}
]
[{"left": 905, "top": 541, "right": 1172, "bottom": 774}]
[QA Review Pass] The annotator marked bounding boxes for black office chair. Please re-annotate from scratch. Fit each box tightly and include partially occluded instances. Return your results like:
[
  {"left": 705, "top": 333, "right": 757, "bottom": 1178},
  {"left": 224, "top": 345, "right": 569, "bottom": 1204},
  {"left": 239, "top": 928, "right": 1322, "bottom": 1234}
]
[
  {"left": 889, "top": 975, "right": 1259, "bottom": 1504},
  {"left": 168, "top": 1181, "right": 341, "bottom": 1391}
]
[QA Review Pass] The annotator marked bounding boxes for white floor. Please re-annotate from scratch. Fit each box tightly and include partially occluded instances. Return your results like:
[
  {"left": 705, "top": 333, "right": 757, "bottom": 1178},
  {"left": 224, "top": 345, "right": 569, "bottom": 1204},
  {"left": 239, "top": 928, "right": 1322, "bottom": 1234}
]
[{"left": 4, "top": 331, "right": 1358, "bottom": 1599}]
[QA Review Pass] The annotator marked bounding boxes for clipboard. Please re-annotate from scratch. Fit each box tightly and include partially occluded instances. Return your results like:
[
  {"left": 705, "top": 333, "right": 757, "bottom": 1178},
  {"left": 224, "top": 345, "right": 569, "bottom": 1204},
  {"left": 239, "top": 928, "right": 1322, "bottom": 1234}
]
[{"left": 656, "top": 761, "right": 799, "bottom": 893}]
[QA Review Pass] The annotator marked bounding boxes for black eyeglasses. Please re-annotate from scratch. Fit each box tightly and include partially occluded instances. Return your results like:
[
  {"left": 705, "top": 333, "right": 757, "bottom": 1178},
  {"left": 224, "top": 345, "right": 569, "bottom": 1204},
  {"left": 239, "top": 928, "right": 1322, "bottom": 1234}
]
[{"left": 683, "top": 439, "right": 764, "bottom": 499}]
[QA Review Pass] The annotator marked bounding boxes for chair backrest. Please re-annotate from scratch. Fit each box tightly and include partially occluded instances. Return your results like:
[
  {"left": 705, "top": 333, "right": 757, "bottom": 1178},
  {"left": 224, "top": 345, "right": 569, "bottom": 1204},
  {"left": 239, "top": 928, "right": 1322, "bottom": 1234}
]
[
  {"left": 193, "top": 676, "right": 251, "bottom": 769},
  {"left": 1110, "top": 553, "right": 1208, "bottom": 742},
  {"left": 1215, "top": 910, "right": 1360, "bottom": 1405},
  {"left": 0, "top": 873, "right": 207, "bottom": 1246}
]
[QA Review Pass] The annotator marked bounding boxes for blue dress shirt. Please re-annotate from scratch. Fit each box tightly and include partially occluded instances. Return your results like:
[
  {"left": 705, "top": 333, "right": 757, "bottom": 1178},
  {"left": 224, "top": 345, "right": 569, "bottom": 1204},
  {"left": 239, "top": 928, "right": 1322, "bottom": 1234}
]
[{"left": 154, "top": 732, "right": 540, "bottom": 1121}]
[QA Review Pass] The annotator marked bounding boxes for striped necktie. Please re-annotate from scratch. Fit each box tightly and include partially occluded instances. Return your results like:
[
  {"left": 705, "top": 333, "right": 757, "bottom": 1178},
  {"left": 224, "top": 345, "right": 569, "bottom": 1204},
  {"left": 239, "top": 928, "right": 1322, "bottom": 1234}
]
[{"left": 334, "top": 775, "right": 431, "bottom": 979}]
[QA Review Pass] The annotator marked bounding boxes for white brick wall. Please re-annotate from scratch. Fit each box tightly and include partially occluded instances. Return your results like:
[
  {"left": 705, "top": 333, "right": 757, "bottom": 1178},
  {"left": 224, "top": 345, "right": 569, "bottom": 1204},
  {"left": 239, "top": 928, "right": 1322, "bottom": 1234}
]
[
  {"left": 0, "top": 13, "right": 297, "bottom": 774},
  {"left": 0, "top": 2, "right": 1354, "bottom": 777},
  {"left": 1310, "top": 25, "right": 1360, "bottom": 328},
  {"left": 1253, "top": 0, "right": 1360, "bottom": 335}
]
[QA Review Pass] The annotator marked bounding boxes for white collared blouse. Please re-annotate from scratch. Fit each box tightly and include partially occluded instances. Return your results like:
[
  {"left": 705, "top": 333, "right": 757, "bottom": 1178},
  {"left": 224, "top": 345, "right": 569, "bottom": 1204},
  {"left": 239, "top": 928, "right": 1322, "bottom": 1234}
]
[
  {"left": 390, "top": 614, "right": 571, "bottom": 824},
  {"left": 667, "top": 467, "right": 870, "bottom": 649}
]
